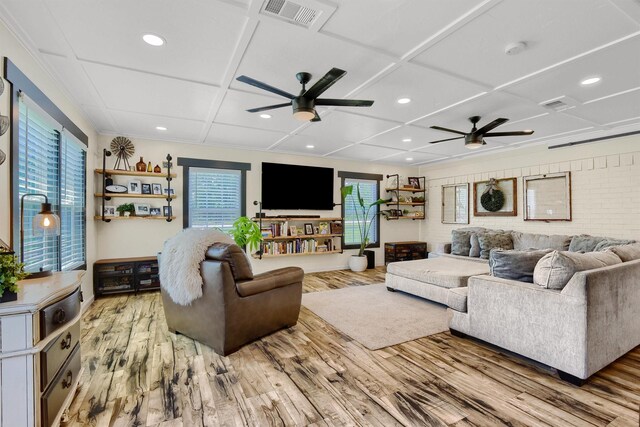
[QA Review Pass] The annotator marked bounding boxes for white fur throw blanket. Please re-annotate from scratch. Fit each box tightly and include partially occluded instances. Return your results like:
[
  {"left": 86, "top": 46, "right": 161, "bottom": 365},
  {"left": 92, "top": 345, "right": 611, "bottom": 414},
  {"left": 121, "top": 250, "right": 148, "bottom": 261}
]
[{"left": 159, "top": 228, "right": 234, "bottom": 306}]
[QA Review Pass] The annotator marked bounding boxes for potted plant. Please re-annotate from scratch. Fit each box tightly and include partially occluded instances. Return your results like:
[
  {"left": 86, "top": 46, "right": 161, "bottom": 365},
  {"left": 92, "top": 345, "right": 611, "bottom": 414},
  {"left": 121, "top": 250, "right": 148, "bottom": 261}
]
[
  {"left": 0, "top": 252, "right": 28, "bottom": 303},
  {"left": 341, "top": 184, "right": 389, "bottom": 272},
  {"left": 229, "top": 216, "right": 263, "bottom": 254},
  {"left": 116, "top": 203, "right": 135, "bottom": 217}
]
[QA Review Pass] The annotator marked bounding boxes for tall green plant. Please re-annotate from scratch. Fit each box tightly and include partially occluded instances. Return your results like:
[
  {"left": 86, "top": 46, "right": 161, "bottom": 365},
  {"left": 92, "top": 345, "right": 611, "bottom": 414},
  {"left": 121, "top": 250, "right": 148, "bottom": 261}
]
[
  {"left": 229, "top": 216, "right": 263, "bottom": 253},
  {"left": 0, "top": 254, "right": 28, "bottom": 298},
  {"left": 341, "top": 184, "right": 389, "bottom": 257}
]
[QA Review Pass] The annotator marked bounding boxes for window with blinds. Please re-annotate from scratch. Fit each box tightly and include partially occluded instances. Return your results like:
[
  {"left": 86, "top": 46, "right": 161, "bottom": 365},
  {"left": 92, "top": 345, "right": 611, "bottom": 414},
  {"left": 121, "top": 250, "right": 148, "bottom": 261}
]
[
  {"left": 188, "top": 167, "right": 242, "bottom": 231},
  {"left": 343, "top": 178, "right": 379, "bottom": 247},
  {"left": 17, "top": 101, "right": 86, "bottom": 272}
]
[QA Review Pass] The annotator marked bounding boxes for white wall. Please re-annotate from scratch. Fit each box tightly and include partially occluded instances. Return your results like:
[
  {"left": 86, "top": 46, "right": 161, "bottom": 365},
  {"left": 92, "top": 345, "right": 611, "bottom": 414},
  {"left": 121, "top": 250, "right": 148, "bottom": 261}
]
[
  {"left": 95, "top": 135, "right": 422, "bottom": 273},
  {"left": 420, "top": 136, "right": 640, "bottom": 248},
  {"left": 0, "top": 19, "right": 99, "bottom": 304}
]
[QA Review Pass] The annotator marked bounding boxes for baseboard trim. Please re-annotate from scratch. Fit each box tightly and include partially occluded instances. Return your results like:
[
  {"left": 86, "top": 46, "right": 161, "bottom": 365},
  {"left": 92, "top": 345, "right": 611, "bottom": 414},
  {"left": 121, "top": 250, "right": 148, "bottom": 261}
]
[{"left": 81, "top": 295, "right": 95, "bottom": 313}]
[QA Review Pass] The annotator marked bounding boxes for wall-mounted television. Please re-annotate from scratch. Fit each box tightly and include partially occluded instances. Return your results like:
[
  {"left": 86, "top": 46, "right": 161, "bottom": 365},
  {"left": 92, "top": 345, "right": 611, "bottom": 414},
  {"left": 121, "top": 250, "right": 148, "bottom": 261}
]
[{"left": 262, "top": 162, "right": 334, "bottom": 210}]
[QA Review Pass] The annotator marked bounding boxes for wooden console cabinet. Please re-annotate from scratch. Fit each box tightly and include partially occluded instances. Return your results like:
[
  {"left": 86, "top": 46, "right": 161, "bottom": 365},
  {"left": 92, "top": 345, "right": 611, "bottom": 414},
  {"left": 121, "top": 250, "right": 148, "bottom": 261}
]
[
  {"left": 93, "top": 256, "right": 160, "bottom": 297},
  {"left": 0, "top": 271, "right": 84, "bottom": 427},
  {"left": 384, "top": 241, "right": 428, "bottom": 264}
]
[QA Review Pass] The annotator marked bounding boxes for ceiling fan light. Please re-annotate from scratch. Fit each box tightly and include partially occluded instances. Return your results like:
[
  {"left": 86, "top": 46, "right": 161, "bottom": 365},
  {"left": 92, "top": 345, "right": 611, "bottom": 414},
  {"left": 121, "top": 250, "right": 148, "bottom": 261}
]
[
  {"left": 465, "top": 140, "right": 484, "bottom": 149},
  {"left": 293, "top": 108, "right": 316, "bottom": 121}
]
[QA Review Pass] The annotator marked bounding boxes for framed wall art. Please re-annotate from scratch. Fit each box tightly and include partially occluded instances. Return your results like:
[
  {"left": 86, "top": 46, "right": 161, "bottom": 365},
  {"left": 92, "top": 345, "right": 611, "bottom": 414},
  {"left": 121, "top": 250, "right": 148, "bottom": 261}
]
[{"left": 473, "top": 177, "right": 517, "bottom": 217}]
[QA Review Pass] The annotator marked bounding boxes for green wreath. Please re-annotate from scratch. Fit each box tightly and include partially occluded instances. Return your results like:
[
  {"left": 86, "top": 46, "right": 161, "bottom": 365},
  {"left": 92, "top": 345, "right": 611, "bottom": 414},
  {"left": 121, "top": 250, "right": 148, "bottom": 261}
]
[{"left": 481, "top": 189, "right": 505, "bottom": 212}]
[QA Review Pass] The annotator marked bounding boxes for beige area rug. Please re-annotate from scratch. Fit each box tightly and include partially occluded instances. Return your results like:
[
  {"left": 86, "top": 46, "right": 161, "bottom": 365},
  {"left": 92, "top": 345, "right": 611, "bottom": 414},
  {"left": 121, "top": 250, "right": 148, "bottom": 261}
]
[{"left": 302, "top": 283, "right": 449, "bottom": 350}]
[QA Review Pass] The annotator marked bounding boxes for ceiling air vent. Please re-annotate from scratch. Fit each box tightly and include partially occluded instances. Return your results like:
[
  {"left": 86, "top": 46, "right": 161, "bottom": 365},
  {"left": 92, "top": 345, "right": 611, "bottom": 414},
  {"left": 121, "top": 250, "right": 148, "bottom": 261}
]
[
  {"left": 540, "top": 96, "right": 578, "bottom": 112},
  {"left": 262, "top": 0, "right": 319, "bottom": 27},
  {"left": 542, "top": 99, "right": 569, "bottom": 111}
]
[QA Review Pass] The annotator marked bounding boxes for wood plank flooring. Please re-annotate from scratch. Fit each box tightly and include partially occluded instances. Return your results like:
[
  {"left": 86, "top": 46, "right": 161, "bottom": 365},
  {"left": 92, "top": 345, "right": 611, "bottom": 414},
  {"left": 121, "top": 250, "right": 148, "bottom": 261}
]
[{"left": 63, "top": 267, "right": 640, "bottom": 426}]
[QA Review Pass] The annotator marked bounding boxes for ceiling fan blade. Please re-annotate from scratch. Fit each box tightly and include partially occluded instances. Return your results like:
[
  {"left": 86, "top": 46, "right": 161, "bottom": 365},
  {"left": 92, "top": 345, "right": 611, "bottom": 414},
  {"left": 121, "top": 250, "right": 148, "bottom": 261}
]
[
  {"left": 236, "top": 75, "right": 295, "bottom": 99},
  {"left": 484, "top": 130, "right": 534, "bottom": 137},
  {"left": 315, "top": 98, "right": 374, "bottom": 107},
  {"left": 311, "top": 111, "right": 321, "bottom": 122},
  {"left": 246, "top": 103, "right": 291, "bottom": 113},
  {"left": 303, "top": 68, "right": 346, "bottom": 100},
  {"left": 430, "top": 125, "right": 467, "bottom": 135},
  {"left": 476, "top": 118, "right": 509, "bottom": 135},
  {"left": 429, "top": 136, "right": 464, "bottom": 144}
]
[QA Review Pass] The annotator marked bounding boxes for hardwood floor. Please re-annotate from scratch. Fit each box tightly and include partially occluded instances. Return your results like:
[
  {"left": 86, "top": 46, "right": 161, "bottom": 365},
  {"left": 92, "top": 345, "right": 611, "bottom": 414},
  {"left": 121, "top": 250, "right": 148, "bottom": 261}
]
[{"left": 63, "top": 267, "right": 640, "bottom": 426}]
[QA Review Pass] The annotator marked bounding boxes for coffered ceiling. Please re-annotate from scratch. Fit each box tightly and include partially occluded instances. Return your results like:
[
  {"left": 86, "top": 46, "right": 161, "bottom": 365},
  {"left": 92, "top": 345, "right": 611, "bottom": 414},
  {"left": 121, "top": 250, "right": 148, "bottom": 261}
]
[{"left": 1, "top": 0, "right": 639, "bottom": 166}]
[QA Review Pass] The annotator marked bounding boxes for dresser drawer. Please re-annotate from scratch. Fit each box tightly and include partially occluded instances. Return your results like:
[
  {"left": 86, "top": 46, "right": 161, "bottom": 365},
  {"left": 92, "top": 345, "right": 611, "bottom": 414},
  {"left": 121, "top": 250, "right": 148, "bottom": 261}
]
[
  {"left": 41, "top": 343, "right": 81, "bottom": 427},
  {"left": 40, "top": 320, "right": 81, "bottom": 391},
  {"left": 40, "top": 288, "right": 81, "bottom": 340}
]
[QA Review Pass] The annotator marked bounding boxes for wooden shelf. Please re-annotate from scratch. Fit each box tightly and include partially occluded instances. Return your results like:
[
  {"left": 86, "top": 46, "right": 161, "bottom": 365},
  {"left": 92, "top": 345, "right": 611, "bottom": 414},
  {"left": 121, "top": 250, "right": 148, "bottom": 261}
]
[
  {"left": 263, "top": 233, "right": 341, "bottom": 241},
  {"left": 95, "top": 193, "right": 176, "bottom": 199},
  {"left": 386, "top": 216, "right": 425, "bottom": 220},
  {"left": 385, "top": 202, "right": 424, "bottom": 206},
  {"left": 252, "top": 217, "right": 342, "bottom": 221},
  {"left": 252, "top": 250, "right": 342, "bottom": 259},
  {"left": 95, "top": 169, "right": 176, "bottom": 178},
  {"left": 385, "top": 187, "right": 426, "bottom": 193},
  {"left": 94, "top": 215, "right": 176, "bottom": 221}
]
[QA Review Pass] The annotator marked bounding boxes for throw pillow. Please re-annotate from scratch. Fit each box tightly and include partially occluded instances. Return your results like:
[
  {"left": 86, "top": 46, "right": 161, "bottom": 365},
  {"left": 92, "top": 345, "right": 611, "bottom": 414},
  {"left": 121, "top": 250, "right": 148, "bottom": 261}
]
[
  {"left": 489, "top": 248, "right": 553, "bottom": 283},
  {"left": 469, "top": 233, "right": 481, "bottom": 257},
  {"left": 568, "top": 234, "right": 607, "bottom": 252},
  {"left": 533, "top": 250, "right": 622, "bottom": 290},
  {"left": 604, "top": 243, "right": 640, "bottom": 262},
  {"left": 594, "top": 238, "right": 636, "bottom": 251},
  {"left": 451, "top": 230, "right": 473, "bottom": 256},
  {"left": 511, "top": 232, "right": 571, "bottom": 251},
  {"left": 477, "top": 232, "right": 513, "bottom": 259}
]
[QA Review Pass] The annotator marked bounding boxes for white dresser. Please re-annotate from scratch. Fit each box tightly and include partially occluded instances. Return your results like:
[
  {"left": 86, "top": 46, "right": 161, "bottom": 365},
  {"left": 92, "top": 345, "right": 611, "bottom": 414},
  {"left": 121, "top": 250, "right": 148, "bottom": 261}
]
[{"left": 0, "top": 271, "right": 84, "bottom": 427}]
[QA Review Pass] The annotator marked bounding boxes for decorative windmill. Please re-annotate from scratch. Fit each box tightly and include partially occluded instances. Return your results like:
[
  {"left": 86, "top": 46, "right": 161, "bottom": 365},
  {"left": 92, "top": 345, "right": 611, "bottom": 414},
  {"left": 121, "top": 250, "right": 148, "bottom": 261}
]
[{"left": 110, "top": 136, "right": 135, "bottom": 170}]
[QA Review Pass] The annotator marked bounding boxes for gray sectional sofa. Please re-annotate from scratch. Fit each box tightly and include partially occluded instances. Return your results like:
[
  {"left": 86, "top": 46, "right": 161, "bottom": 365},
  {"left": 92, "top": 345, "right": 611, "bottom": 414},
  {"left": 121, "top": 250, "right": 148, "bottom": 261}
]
[{"left": 385, "top": 227, "right": 640, "bottom": 384}]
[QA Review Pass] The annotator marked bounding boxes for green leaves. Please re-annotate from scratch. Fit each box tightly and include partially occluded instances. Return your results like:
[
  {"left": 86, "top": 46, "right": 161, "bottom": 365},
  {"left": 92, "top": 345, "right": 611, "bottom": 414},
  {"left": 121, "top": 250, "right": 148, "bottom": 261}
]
[
  {"left": 0, "top": 254, "right": 28, "bottom": 297},
  {"left": 341, "top": 183, "right": 391, "bottom": 257},
  {"left": 229, "top": 216, "right": 263, "bottom": 253}
]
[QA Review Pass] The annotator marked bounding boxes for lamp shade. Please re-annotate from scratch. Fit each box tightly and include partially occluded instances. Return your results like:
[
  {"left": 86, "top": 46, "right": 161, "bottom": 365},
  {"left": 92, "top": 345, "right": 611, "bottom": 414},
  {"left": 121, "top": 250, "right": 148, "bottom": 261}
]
[{"left": 32, "top": 202, "right": 60, "bottom": 237}]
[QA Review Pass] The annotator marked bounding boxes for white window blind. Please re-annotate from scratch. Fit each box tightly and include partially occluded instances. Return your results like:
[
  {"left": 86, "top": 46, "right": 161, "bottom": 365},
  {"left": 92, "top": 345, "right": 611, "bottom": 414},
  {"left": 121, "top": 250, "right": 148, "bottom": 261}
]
[
  {"left": 17, "top": 100, "right": 86, "bottom": 272},
  {"left": 188, "top": 167, "right": 241, "bottom": 231},
  {"left": 343, "top": 178, "right": 378, "bottom": 246}
]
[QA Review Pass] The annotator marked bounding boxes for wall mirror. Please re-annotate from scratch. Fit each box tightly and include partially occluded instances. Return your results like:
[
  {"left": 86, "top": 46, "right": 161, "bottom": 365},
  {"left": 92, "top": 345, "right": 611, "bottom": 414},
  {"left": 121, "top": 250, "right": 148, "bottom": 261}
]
[
  {"left": 523, "top": 172, "right": 572, "bottom": 221},
  {"left": 441, "top": 183, "right": 469, "bottom": 224}
]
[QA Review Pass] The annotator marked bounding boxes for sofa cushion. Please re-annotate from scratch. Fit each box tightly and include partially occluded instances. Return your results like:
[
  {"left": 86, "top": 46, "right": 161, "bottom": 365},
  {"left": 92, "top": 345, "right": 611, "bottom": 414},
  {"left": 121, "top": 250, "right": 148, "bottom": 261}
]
[
  {"left": 477, "top": 232, "right": 513, "bottom": 259},
  {"left": 604, "top": 243, "right": 640, "bottom": 262},
  {"left": 489, "top": 248, "right": 553, "bottom": 283},
  {"left": 533, "top": 250, "right": 622, "bottom": 290},
  {"left": 469, "top": 233, "right": 481, "bottom": 257},
  {"left": 205, "top": 243, "right": 254, "bottom": 281},
  {"left": 447, "top": 287, "right": 468, "bottom": 312},
  {"left": 386, "top": 257, "right": 489, "bottom": 289},
  {"left": 594, "top": 238, "right": 636, "bottom": 251},
  {"left": 568, "top": 234, "right": 607, "bottom": 252},
  {"left": 451, "top": 230, "right": 473, "bottom": 256},
  {"left": 511, "top": 232, "right": 571, "bottom": 251}
]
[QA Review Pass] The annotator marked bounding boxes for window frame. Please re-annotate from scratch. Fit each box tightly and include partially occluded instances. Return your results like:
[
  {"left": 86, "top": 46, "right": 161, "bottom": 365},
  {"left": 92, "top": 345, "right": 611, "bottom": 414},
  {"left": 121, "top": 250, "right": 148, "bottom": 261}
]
[
  {"left": 177, "top": 157, "right": 251, "bottom": 229},
  {"left": 6, "top": 58, "right": 88, "bottom": 271},
  {"left": 338, "top": 171, "right": 383, "bottom": 250}
]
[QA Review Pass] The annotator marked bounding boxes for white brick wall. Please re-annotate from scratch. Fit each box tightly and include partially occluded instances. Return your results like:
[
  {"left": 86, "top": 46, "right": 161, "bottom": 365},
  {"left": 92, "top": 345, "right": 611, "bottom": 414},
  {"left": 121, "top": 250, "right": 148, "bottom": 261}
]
[{"left": 419, "top": 137, "right": 640, "bottom": 249}]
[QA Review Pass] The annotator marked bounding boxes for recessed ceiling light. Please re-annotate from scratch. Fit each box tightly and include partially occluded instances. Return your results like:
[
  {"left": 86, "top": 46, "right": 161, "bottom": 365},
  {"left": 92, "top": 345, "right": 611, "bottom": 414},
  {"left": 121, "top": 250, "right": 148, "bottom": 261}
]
[
  {"left": 306, "top": 145, "right": 314, "bottom": 149},
  {"left": 580, "top": 76, "right": 601, "bottom": 86},
  {"left": 402, "top": 138, "right": 412, "bottom": 142},
  {"left": 259, "top": 114, "right": 272, "bottom": 119},
  {"left": 397, "top": 97, "right": 411, "bottom": 104},
  {"left": 155, "top": 126, "right": 167, "bottom": 131},
  {"left": 405, "top": 157, "right": 413, "bottom": 161},
  {"left": 142, "top": 34, "right": 165, "bottom": 46}
]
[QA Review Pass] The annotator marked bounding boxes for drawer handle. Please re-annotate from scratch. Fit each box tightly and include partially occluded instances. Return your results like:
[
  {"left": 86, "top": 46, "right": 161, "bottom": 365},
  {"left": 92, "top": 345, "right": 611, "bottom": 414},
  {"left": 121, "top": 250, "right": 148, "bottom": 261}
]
[
  {"left": 60, "top": 332, "right": 72, "bottom": 350},
  {"left": 61, "top": 371, "right": 73, "bottom": 389},
  {"left": 53, "top": 308, "right": 67, "bottom": 324}
]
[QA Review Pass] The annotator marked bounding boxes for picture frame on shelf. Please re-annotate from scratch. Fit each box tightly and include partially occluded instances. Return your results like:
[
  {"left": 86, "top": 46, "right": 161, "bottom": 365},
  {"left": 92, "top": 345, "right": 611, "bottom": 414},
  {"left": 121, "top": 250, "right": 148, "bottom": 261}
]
[
  {"left": 408, "top": 177, "right": 421, "bottom": 189},
  {"left": 289, "top": 225, "right": 298, "bottom": 237},
  {"left": 149, "top": 207, "right": 161, "bottom": 216},
  {"left": 318, "top": 222, "right": 329, "bottom": 234},
  {"left": 128, "top": 180, "right": 141, "bottom": 194},
  {"left": 103, "top": 205, "right": 116, "bottom": 217},
  {"left": 141, "top": 183, "right": 152, "bottom": 195},
  {"left": 152, "top": 183, "right": 162, "bottom": 195},
  {"left": 163, "top": 206, "right": 173, "bottom": 217},
  {"left": 134, "top": 203, "right": 150, "bottom": 216},
  {"left": 163, "top": 188, "right": 175, "bottom": 196},
  {"left": 330, "top": 222, "right": 343, "bottom": 234},
  {"left": 304, "top": 223, "right": 314, "bottom": 235}
]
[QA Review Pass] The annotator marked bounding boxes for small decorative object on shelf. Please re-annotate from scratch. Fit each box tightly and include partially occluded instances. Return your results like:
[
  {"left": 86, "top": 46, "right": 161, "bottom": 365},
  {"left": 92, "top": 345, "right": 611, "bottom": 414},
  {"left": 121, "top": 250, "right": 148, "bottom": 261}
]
[
  {"left": 147, "top": 161, "right": 152, "bottom": 172},
  {"left": 154, "top": 164, "right": 161, "bottom": 173},
  {"left": 110, "top": 136, "right": 135, "bottom": 170},
  {"left": 136, "top": 156, "right": 146, "bottom": 172},
  {"left": 116, "top": 203, "right": 135, "bottom": 217}
]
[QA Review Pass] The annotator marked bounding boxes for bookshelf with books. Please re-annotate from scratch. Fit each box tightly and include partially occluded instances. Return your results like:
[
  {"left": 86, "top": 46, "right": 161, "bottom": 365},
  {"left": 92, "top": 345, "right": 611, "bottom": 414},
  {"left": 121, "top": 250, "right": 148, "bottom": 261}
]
[{"left": 252, "top": 217, "right": 343, "bottom": 259}]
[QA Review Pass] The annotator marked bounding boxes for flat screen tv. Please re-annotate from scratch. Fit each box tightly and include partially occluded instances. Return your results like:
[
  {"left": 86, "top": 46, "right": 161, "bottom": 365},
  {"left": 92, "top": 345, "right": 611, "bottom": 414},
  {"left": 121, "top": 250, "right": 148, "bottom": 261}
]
[{"left": 262, "top": 162, "right": 334, "bottom": 210}]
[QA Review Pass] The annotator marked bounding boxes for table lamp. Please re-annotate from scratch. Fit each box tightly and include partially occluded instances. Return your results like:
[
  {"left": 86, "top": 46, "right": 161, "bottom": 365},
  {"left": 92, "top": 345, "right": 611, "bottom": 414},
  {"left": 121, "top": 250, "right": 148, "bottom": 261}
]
[{"left": 20, "top": 193, "right": 61, "bottom": 278}]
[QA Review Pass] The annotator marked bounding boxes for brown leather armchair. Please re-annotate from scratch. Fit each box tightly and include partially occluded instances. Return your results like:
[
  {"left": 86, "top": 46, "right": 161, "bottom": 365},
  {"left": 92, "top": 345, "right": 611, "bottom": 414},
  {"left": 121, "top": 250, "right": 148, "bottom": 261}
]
[{"left": 161, "top": 242, "right": 304, "bottom": 356}]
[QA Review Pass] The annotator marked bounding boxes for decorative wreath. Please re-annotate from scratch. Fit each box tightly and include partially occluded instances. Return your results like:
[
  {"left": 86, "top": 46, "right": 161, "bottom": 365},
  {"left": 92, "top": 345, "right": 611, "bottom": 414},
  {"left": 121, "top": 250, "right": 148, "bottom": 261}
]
[{"left": 481, "top": 178, "right": 505, "bottom": 212}]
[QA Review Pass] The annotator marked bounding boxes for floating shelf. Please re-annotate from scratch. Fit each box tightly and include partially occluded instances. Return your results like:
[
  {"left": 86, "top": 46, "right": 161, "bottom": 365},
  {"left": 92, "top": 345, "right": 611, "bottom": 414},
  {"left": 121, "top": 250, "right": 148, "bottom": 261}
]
[
  {"left": 384, "top": 187, "right": 426, "bottom": 193},
  {"left": 263, "top": 233, "right": 342, "bottom": 241},
  {"left": 386, "top": 216, "right": 425, "bottom": 220},
  {"left": 95, "top": 193, "right": 176, "bottom": 199},
  {"left": 384, "top": 202, "right": 424, "bottom": 206},
  {"left": 252, "top": 217, "right": 342, "bottom": 221},
  {"left": 95, "top": 169, "right": 176, "bottom": 178},
  {"left": 252, "top": 250, "right": 342, "bottom": 259},
  {"left": 94, "top": 215, "right": 176, "bottom": 221}
]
